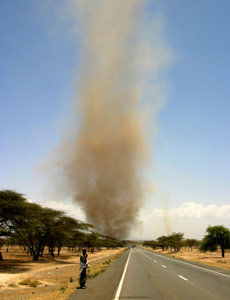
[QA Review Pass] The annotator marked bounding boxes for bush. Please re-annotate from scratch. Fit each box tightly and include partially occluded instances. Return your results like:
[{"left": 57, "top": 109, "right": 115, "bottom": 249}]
[{"left": 19, "top": 278, "right": 41, "bottom": 288}]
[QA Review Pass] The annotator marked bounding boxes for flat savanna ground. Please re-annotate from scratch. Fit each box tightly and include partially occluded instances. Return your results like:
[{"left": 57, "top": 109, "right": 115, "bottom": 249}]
[
  {"left": 0, "top": 246, "right": 125, "bottom": 300},
  {"left": 143, "top": 247, "right": 230, "bottom": 271}
]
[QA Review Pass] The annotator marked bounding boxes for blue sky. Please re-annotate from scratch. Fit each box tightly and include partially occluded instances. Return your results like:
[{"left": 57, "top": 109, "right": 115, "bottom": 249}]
[
  {"left": 1, "top": 0, "right": 230, "bottom": 239},
  {"left": 155, "top": 1, "right": 230, "bottom": 207}
]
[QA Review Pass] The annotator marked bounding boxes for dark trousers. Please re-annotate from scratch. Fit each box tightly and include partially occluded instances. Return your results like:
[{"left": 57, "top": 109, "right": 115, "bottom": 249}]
[{"left": 80, "top": 268, "right": 86, "bottom": 287}]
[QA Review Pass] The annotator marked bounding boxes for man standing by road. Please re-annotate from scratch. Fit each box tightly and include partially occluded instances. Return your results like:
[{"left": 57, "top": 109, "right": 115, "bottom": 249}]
[{"left": 79, "top": 248, "right": 89, "bottom": 289}]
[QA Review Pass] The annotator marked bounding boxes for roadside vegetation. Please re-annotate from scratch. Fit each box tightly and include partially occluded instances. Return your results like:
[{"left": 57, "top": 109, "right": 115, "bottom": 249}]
[
  {"left": 143, "top": 225, "right": 230, "bottom": 257},
  {"left": 0, "top": 189, "right": 125, "bottom": 262},
  {"left": 143, "top": 233, "right": 200, "bottom": 253},
  {"left": 143, "top": 226, "right": 230, "bottom": 270},
  {"left": 19, "top": 278, "right": 41, "bottom": 288},
  {"left": 0, "top": 247, "right": 126, "bottom": 300},
  {"left": 0, "top": 189, "right": 127, "bottom": 300},
  {"left": 200, "top": 225, "right": 230, "bottom": 258}
]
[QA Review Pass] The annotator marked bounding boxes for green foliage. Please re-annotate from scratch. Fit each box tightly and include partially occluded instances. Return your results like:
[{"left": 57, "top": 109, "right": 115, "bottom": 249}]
[
  {"left": 0, "top": 190, "right": 82, "bottom": 260},
  {"left": 200, "top": 225, "right": 230, "bottom": 257},
  {"left": 143, "top": 232, "right": 184, "bottom": 252},
  {"left": 157, "top": 235, "right": 169, "bottom": 250},
  {"left": 47, "top": 216, "right": 88, "bottom": 257},
  {"left": 156, "top": 233, "right": 184, "bottom": 252},
  {"left": 184, "top": 239, "right": 200, "bottom": 249},
  {"left": 0, "top": 189, "right": 124, "bottom": 260},
  {"left": 143, "top": 240, "right": 158, "bottom": 249}
]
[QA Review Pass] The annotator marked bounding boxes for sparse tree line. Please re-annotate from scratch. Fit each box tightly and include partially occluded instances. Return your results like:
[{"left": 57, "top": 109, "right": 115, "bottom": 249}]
[
  {"left": 143, "top": 225, "right": 230, "bottom": 258},
  {"left": 0, "top": 190, "right": 125, "bottom": 261}
]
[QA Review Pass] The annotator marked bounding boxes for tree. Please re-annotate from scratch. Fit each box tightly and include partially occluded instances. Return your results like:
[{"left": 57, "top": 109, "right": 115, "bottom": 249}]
[
  {"left": 0, "top": 190, "right": 63, "bottom": 260},
  {"left": 47, "top": 216, "right": 89, "bottom": 257},
  {"left": 184, "top": 239, "right": 200, "bottom": 250},
  {"left": 200, "top": 225, "right": 230, "bottom": 258},
  {"left": 0, "top": 190, "right": 28, "bottom": 260},
  {"left": 85, "top": 232, "right": 100, "bottom": 253},
  {"left": 0, "top": 189, "right": 125, "bottom": 260},
  {"left": 143, "top": 240, "right": 158, "bottom": 249},
  {"left": 157, "top": 236, "right": 168, "bottom": 251},
  {"left": 170, "top": 233, "right": 184, "bottom": 252},
  {"left": 0, "top": 238, "right": 5, "bottom": 261}
]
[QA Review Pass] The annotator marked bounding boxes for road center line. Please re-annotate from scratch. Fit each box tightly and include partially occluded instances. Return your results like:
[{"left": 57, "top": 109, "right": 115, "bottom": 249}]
[
  {"left": 162, "top": 265, "right": 166, "bottom": 268},
  {"left": 154, "top": 260, "right": 157, "bottom": 263},
  {"left": 143, "top": 250, "right": 230, "bottom": 278},
  {"left": 178, "top": 275, "right": 188, "bottom": 281},
  {"left": 114, "top": 249, "right": 131, "bottom": 300}
]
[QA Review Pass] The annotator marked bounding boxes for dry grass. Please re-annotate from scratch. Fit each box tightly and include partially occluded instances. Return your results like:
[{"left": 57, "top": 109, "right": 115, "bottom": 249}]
[
  {"left": 19, "top": 278, "right": 41, "bottom": 288},
  {"left": 0, "top": 246, "right": 126, "bottom": 300},
  {"left": 143, "top": 247, "right": 230, "bottom": 270},
  {"left": 86, "top": 257, "right": 119, "bottom": 280}
]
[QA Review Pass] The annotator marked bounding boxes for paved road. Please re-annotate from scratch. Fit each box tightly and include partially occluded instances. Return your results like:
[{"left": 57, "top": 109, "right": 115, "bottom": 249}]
[
  {"left": 118, "top": 248, "right": 230, "bottom": 299},
  {"left": 68, "top": 247, "right": 230, "bottom": 300}
]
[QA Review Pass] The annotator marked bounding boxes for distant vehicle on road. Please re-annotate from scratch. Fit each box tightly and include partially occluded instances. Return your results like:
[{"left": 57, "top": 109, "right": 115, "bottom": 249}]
[{"left": 131, "top": 245, "right": 136, "bottom": 248}]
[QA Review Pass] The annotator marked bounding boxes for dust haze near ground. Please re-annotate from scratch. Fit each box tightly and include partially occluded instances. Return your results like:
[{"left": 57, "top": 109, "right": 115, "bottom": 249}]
[
  {"left": 162, "top": 197, "right": 172, "bottom": 235},
  {"left": 47, "top": 0, "right": 172, "bottom": 239}
]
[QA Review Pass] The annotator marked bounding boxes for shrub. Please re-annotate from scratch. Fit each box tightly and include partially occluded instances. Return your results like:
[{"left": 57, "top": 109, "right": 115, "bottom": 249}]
[{"left": 19, "top": 278, "right": 41, "bottom": 288}]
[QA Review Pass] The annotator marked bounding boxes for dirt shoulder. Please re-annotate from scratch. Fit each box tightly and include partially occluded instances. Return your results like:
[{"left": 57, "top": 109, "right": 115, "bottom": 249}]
[
  {"left": 0, "top": 247, "right": 126, "bottom": 300},
  {"left": 142, "top": 247, "right": 230, "bottom": 271}
]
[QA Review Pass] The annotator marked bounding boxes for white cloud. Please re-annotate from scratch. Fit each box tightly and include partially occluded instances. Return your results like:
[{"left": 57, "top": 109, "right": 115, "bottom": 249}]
[
  {"left": 152, "top": 202, "right": 230, "bottom": 219},
  {"left": 42, "top": 200, "right": 86, "bottom": 221}
]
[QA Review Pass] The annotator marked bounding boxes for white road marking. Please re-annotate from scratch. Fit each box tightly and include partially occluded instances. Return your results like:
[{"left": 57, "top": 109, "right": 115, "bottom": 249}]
[
  {"left": 143, "top": 250, "right": 230, "bottom": 279},
  {"left": 149, "top": 258, "right": 152, "bottom": 260},
  {"left": 162, "top": 265, "right": 166, "bottom": 268},
  {"left": 154, "top": 260, "right": 157, "bottom": 263},
  {"left": 178, "top": 275, "right": 188, "bottom": 281},
  {"left": 114, "top": 249, "right": 132, "bottom": 300}
]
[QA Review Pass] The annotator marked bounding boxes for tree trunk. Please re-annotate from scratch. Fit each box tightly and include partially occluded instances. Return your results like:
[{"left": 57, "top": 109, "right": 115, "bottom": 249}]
[
  {"left": 33, "top": 254, "right": 39, "bottom": 261},
  {"left": 40, "top": 245, "right": 45, "bottom": 257},
  {"left": 31, "top": 249, "right": 40, "bottom": 261},
  {"left": 221, "top": 247, "right": 225, "bottom": 258},
  {"left": 49, "top": 247, "right": 55, "bottom": 258}
]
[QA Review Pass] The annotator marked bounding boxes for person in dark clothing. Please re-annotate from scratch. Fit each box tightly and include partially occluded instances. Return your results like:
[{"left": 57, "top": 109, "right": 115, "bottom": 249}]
[{"left": 80, "top": 248, "right": 89, "bottom": 288}]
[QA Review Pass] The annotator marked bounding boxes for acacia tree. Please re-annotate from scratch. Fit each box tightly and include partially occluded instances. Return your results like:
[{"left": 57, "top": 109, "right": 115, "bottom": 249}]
[
  {"left": 170, "top": 233, "right": 184, "bottom": 252},
  {"left": 157, "top": 236, "right": 168, "bottom": 251},
  {"left": 0, "top": 190, "right": 28, "bottom": 260},
  {"left": 47, "top": 216, "right": 89, "bottom": 257},
  {"left": 99, "top": 235, "right": 125, "bottom": 249},
  {"left": 200, "top": 225, "right": 230, "bottom": 258},
  {"left": 184, "top": 239, "right": 200, "bottom": 250},
  {"left": 0, "top": 189, "right": 125, "bottom": 260},
  {"left": 0, "top": 238, "right": 5, "bottom": 261},
  {"left": 0, "top": 190, "right": 63, "bottom": 260},
  {"left": 143, "top": 240, "right": 158, "bottom": 249}
]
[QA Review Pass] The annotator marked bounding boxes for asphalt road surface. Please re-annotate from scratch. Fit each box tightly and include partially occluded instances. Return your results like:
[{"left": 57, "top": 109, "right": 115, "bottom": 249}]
[{"left": 68, "top": 247, "right": 230, "bottom": 300}]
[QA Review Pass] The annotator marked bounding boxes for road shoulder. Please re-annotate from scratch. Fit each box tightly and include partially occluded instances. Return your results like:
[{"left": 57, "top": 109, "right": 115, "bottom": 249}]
[
  {"left": 142, "top": 247, "right": 230, "bottom": 276},
  {"left": 68, "top": 249, "right": 129, "bottom": 300}
]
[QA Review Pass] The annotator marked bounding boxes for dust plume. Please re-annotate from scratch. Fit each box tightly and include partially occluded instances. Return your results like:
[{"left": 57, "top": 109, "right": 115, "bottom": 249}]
[
  {"left": 48, "top": 0, "right": 172, "bottom": 239},
  {"left": 162, "top": 196, "right": 172, "bottom": 236}
]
